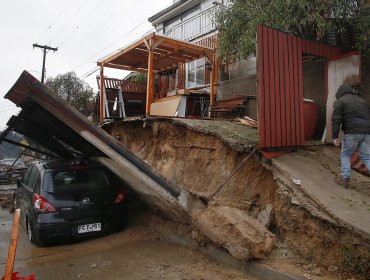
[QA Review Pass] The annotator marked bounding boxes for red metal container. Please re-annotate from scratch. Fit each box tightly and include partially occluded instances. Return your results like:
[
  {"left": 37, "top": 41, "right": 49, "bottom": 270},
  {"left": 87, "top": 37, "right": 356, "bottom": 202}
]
[{"left": 303, "top": 99, "right": 318, "bottom": 140}]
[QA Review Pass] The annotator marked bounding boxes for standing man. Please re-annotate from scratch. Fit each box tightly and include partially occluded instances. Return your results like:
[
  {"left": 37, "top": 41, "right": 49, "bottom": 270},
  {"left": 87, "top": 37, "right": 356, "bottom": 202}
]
[{"left": 332, "top": 84, "right": 370, "bottom": 187}]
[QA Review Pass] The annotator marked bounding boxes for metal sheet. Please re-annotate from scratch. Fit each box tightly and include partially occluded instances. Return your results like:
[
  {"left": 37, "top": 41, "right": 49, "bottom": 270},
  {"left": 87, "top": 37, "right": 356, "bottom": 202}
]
[
  {"left": 258, "top": 25, "right": 305, "bottom": 149},
  {"left": 257, "top": 25, "right": 342, "bottom": 150}
]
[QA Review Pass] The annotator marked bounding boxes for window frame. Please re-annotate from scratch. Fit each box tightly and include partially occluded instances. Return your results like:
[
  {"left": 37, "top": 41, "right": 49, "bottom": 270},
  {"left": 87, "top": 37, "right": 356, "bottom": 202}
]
[{"left": 185, "top": 58, "right": 205, "bottom": 88}]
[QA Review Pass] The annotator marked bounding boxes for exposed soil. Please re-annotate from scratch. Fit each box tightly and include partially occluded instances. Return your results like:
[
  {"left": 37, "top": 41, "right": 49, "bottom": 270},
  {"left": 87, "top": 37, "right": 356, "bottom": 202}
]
[{"left": 103, "top": 118, "right": 370, "bottom": 279}]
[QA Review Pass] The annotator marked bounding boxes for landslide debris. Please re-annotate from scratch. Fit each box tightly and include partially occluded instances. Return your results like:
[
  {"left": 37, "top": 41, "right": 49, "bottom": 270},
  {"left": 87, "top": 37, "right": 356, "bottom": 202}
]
[{"left": 191, "top": 203, "right": 276, "bottom": 260}]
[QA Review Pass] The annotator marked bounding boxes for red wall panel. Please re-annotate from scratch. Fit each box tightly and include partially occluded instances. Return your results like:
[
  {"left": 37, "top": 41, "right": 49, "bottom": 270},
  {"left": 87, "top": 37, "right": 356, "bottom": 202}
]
[{"left": 258, "top": 25, "right": 341, "bottom": 149}]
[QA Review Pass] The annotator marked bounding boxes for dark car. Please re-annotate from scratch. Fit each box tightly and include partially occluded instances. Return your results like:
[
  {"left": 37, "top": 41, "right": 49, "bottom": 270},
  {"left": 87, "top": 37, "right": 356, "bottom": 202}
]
[{"left": 14, "top": 160, "right": 126, "bottom": 246}]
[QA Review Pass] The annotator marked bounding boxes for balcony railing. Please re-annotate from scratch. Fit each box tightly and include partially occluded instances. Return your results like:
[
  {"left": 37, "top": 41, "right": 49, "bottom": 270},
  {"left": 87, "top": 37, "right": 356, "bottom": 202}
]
[
  {"left": 165, "top": 6, "right": 218, "bottom": 41},
  {"left": 97, "top": 77, "right": 147, "bottom": 93}
]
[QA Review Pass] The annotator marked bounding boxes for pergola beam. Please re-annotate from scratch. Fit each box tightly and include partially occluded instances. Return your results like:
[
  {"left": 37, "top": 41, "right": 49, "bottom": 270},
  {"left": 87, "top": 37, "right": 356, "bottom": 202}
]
[{"left": 104, "top": 63, "right": 150, "bottom": 73}]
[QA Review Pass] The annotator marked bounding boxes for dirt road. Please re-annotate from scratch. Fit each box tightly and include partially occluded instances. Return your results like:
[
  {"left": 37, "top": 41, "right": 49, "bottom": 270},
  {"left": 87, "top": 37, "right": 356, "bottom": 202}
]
[{"left": 0, "top": 207, "right": 257, "bottom": 280}]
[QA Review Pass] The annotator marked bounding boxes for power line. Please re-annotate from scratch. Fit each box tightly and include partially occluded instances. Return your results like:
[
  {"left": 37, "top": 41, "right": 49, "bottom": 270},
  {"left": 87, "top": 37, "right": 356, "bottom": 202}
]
[
  {"left": 64, "top": 0, "right": 140, "bottom": 59},
  {"left": 79, "top": 67, "right": 99, "bottom": 80},
  {"left": 79, "top": 28, "right": 154, "bottom": 80},
  {"left": 72, "top": 20, "right": 148, "bottom": 71},
  {"left": 24, "top": 48, "right": 35, "bottom": 70},
  {"left": 36, "top": 0, "right": 74, "bottom": 43},
  {"left": 57, "top": 0, "right": 106, "bottom": 48},
  {"left": 47, "top": 0, "right": 90, "bottom": 45}
]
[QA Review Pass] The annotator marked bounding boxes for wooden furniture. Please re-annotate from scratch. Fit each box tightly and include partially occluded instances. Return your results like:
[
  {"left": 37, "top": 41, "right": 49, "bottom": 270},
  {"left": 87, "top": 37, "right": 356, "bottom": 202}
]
[{"left": 210, "top": 95, "right": 256, "bottom": 119}]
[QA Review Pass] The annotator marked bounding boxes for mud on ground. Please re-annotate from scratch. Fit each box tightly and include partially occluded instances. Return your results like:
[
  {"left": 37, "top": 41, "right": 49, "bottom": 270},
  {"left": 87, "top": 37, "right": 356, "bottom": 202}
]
[{"left": 103, "top": 118, "right": 370, "bottom": 279}]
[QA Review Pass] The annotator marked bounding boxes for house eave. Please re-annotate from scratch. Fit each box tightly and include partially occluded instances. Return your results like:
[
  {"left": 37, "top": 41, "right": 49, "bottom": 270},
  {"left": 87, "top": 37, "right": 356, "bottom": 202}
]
[{"left": 148, "top": 0, "right": 203, "bottom": 27}]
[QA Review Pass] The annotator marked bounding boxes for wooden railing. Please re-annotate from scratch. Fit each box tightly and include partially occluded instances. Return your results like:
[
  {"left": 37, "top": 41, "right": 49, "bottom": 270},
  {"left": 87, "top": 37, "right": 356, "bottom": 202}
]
[
  {"left": 97, "top": 77, "right": 147, "bottom": 93},
  {"left": 121, "top": 80, "right": 147, "bottom": 93}
]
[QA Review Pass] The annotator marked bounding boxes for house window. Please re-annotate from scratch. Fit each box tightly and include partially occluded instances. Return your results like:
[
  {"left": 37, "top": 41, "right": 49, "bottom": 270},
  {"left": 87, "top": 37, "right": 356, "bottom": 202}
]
[{"left": 186, "top": 59, "right": 205, "bottom": 88}]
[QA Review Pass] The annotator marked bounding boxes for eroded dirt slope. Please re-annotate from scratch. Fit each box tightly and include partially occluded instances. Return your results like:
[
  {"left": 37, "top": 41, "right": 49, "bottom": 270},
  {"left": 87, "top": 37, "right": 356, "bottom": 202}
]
[{"left": 103, "top": 118, "right": 370, "bottom": 279}]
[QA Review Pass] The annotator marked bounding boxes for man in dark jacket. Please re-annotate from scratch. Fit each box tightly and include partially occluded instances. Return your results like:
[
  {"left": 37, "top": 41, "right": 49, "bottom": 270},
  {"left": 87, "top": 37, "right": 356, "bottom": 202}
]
[{"left": 332, "top": 84, "right": 370, "bottom": 187}]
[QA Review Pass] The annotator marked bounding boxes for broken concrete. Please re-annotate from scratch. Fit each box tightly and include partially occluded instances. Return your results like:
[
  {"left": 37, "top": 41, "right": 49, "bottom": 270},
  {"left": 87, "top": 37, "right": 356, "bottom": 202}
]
[
  {"left": 272, "top": 153, "right": 370, "bottom": 239},
  {"left": 191, "top": 203, "right": 276, "bottom": 260},
  {"left": 257, "top": 204, "right": 274, "bottom": 228}
]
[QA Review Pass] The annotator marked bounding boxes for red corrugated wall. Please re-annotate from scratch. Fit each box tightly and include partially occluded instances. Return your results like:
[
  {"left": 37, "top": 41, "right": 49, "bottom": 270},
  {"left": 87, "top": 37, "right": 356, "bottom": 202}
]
[{"left": 257, "top": 25, "right": 341, "bottom": 149}]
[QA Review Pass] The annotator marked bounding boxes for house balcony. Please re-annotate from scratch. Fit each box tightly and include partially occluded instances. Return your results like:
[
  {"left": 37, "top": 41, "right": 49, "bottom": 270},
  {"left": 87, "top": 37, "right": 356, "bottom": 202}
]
[{"left": 165, "top": 6, "right": 218, "bottom": 42}]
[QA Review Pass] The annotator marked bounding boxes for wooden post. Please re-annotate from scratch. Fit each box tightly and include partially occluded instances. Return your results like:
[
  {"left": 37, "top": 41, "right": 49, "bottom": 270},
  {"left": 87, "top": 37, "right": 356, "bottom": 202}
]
[
  {"left": 214, "top": 54, "right": 219, "bottom": 102},
  {"left": 146, "top": 40, "right": 154, "bottom": 117},
  {"left": 210, "top": 53, "right": 216, "bottom": 107},
  {"left": 4, "top": 209, "right": 20, "bottom": 280},
  {"left": 99, "top": 66, "right": 104, "bottom": 123}
]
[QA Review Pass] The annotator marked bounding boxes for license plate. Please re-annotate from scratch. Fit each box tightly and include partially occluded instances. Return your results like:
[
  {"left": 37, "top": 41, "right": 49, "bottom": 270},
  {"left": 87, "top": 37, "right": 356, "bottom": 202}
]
[{"left": 78, "top": 223, "right": 101, "bottom": 233}]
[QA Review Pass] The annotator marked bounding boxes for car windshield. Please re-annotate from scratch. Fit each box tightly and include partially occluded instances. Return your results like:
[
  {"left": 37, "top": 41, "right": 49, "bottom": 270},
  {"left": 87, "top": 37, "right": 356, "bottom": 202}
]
[{"left": 44, "top": 168, "right": 110, "bottom": 192}]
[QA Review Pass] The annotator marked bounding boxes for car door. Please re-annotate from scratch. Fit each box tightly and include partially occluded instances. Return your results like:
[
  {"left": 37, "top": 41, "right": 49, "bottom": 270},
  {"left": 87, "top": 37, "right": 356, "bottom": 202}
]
[
  {"left": 21, "top": 165, "right": 39, "bottom": 223},
  {"left": 17, "top": 165, "right": 32, "bottom": 224}
]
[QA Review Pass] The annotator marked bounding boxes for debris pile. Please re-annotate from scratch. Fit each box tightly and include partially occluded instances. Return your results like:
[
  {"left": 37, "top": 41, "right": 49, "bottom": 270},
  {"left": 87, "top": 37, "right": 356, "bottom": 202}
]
[
  {"left": 0, "top": 163, "right": 25, "bottom": 185},
  {"left": 0, "top": 184, "right": 16, "bottom": 210}
]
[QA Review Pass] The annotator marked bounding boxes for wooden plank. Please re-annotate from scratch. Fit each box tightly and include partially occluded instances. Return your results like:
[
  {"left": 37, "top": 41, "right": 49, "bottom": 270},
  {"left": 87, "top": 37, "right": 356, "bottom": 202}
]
[
  {"left": 4, "top": 209, "right": 20, "bottom": 280},
  {"left": 152, "top": 38, "right": 164, "bottom": 50},
  {"left": 98, "top": 39, "right": 147, "bottom": 65},
  {"left": 150, "top": 96, "right": 182, "bottom": 116},
  {"left": 105, "top": 63, "right": 149, "bottom": 73},
  {"left": 143, "top": 38, "right": 151, "bottom": 51}
]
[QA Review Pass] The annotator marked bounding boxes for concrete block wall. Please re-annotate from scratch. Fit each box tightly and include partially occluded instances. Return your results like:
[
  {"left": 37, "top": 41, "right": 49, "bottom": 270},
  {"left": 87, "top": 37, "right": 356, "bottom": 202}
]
[
  {"left": 218, "top": 58, "right": 257, "bottom": 120},
  {"left": 218, "top": 58, "right": 257, "bottom": 101}
]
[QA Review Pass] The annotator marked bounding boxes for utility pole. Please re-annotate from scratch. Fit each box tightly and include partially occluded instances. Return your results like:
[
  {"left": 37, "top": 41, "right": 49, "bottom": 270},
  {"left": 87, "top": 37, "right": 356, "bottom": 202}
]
[{"left": 32, "top": 44, "right": 58, "bottom": 83}]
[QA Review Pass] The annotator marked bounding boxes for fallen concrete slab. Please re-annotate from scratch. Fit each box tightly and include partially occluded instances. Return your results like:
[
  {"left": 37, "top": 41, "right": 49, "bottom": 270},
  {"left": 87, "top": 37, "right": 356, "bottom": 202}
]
[{"left": 191, "top": 203, "right": 276, "bottom": 260}]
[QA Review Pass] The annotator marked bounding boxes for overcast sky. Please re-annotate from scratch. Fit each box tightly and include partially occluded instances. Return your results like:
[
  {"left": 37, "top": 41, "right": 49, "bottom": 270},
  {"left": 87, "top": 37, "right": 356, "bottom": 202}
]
[{"left": 0, "top": 0, "right": 173, "bottom": 130}]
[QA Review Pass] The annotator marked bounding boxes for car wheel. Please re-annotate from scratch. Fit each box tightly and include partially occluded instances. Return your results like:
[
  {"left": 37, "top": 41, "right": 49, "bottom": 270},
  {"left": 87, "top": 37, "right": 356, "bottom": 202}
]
[{"left": 27, "top": 218, "right": 46, "bottom": 246}]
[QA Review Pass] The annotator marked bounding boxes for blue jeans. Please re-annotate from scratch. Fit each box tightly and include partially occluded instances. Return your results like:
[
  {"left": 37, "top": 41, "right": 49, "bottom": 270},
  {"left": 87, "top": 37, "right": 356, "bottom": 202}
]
[{"left": 341, "top": 134, "right": 370, "bottom": 180}]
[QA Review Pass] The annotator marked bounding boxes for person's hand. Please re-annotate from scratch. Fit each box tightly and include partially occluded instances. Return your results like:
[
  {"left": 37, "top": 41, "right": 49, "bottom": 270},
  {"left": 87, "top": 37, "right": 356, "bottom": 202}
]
[{"left": 333, "top": 138, "right": 341, "bottom": 147}]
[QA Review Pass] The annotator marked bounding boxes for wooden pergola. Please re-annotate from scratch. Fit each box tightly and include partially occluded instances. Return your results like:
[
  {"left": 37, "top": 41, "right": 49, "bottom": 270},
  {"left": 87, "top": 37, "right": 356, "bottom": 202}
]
[{"left": 97, "top": 32, "right": 215, "bottom": 122}]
